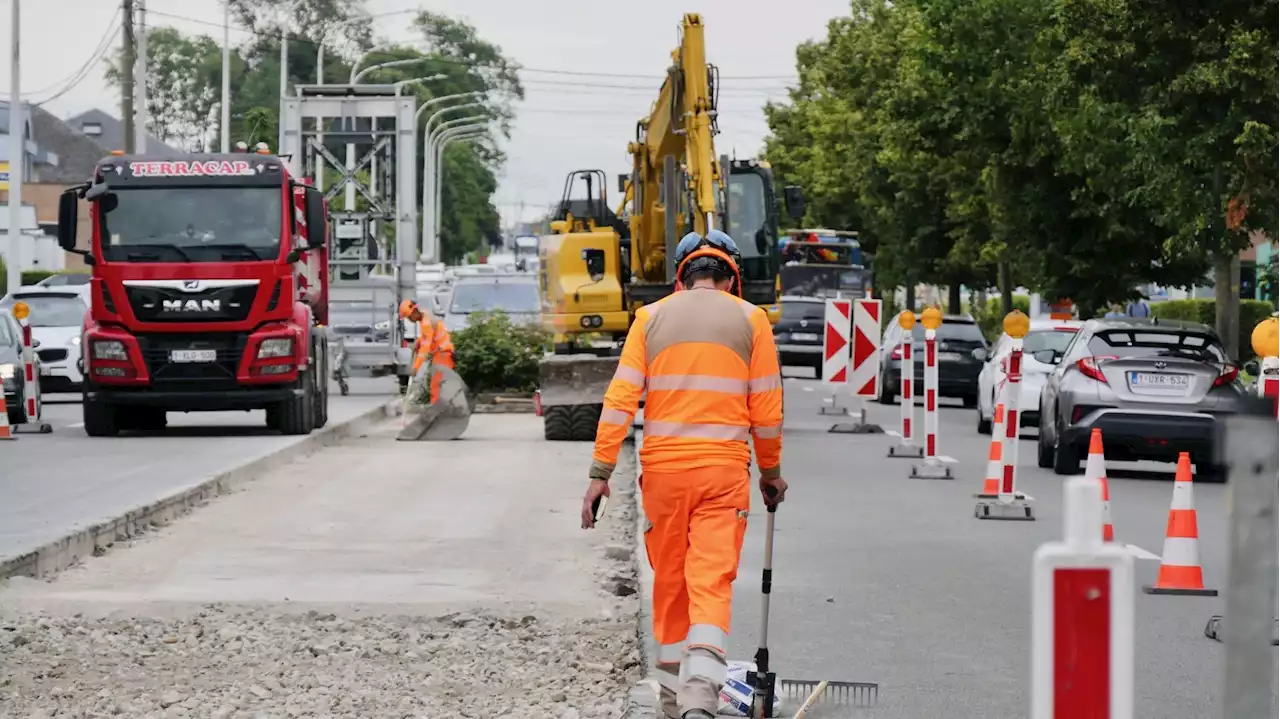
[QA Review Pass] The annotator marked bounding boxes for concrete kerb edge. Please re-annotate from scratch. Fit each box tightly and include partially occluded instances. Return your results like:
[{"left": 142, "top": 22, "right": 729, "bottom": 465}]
[
  {"left": 0, "top": 399, "right": 400, "bottom": 582},
  {"left": 625, "top": 428, "right": 663, "bottom": 719}
]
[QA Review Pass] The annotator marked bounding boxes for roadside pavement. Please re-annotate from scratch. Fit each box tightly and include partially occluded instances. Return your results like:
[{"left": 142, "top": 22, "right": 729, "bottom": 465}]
[{"left": 0, "top": 414, "right": 643, "bottom": 719}]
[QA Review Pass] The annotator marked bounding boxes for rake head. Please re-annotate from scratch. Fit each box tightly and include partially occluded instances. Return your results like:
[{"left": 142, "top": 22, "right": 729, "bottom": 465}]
[{"left": 779, "top": 678, "right": 879, "bottom": 707}]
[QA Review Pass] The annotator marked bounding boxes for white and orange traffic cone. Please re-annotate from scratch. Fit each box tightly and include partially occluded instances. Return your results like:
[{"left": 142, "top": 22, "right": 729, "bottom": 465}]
[
  {"left": 975, "top": 402, "right": 1005, "bottom": 498},
  {"left": 0, "top": 386, "right": 14, "bottom": 440},
  {"left": 1143, "top": 452, "right": 1217, "bottom": 596},
  {"left": 1083, "top": 429, "right": 1114, "bottom": 542}
]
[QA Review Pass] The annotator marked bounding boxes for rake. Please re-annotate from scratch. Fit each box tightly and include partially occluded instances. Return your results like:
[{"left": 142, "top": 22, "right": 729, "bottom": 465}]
[{"left": 745, "top": 491, "right": 879, "bottom": 717}]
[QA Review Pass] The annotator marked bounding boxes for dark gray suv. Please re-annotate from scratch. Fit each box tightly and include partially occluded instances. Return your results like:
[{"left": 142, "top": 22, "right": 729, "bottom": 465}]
[{"left": 1036, "top": 318, "right": 1246, "bottom": 478}]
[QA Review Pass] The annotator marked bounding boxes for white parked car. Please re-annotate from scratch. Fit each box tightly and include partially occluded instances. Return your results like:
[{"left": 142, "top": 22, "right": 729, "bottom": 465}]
[
  {"left": 0, "top": 287, "right": 90, "bottom": 394},
  {"left": 974, "top": 318, "right": 1083, "bottom": 435}
]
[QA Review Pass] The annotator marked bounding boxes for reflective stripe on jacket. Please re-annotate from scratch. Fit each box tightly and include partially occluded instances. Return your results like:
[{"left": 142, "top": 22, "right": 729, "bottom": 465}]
[{"left": 590, "top": 287, "right": 784, "bottom": 481}]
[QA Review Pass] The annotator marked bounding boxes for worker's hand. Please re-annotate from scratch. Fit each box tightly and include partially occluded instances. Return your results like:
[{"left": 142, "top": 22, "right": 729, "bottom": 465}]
[
  {"left": 759, "top": 475, "right": 788, "bottom": 507},
  {"left": 581, "top": 479, "right": 611, "bottom": 529}
]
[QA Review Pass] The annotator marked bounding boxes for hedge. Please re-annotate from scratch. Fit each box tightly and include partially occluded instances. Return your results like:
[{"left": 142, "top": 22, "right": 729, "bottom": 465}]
[
  {"left": 1150, "top": 298, "right": 1276, "bottom": 360},
  {"left": 0, "top": 265, "right": 81, "bottom": 296},
  {"left": 451, "top": 310, "right": 551, "bottom": 394}
]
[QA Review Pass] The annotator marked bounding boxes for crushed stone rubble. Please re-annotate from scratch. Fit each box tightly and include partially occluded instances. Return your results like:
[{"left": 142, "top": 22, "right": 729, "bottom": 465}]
[{"left": 0, "top": 607, "right": 641, "bottom": 719}]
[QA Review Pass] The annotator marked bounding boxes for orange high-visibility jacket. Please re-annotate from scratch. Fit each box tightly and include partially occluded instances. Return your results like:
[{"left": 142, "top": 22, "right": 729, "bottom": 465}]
[
  {"left": 413, "top": 317, "right": 456, "bottom": 372},
  {"left": 589, "top": 288, "right": 784, "bottom": 481}
]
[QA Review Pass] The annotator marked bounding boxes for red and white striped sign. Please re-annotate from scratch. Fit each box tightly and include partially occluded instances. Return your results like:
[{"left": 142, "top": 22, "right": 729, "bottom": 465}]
[
  {"left": 850, "top": 299, "right": 882, "bottom": 398},
  {"left": 1032, "top": 477, "right": 1134, "bottom": 719},
  {"left": 19, "top": 320, "right": 39, "bottom": 421},
  {"left": 822, "top": 299, "right": 852, "bottom": 384}
]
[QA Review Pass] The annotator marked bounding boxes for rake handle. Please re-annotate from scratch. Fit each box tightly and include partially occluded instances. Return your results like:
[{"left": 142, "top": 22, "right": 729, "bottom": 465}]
[
  {"left": 754, "top": 488, "right": 779, "bottom": 719},
  {"left": 791, "top": 681, "right": 829, "bottom": 719}
]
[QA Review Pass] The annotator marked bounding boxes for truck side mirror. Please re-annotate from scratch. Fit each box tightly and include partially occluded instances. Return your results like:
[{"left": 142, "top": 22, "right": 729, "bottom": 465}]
[
  {"left": 581, "top": 248, "right": 606, "bottom": 281},
  {"left": 57, "top": 190, "right": 79, "bottom": 252},
  {"left": 783, "top": 186, "right": 805, "bottom": 220},
  {"left": 304, "top": 187, "right": 327, "bottom": 250}
]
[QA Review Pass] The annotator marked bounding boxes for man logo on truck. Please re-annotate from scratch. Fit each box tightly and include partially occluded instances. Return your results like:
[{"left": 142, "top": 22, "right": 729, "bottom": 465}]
[{"left": 163, "top": 299, "right": 221, "bottom": 312}]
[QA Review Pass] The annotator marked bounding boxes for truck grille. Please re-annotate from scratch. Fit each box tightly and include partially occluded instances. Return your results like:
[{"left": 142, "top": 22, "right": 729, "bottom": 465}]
[
  {"left": 37, "top": 348, "right": 69, "bottom": 363},
  {"left": 125, "top": 284, "right": 258, "bottom": 323},
  {"left": 136, "top": 333, "right": 247, "bottom": 391}
]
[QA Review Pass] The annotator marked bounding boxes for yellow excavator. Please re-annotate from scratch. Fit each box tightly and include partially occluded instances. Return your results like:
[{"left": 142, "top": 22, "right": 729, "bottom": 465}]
[{"left": 535, "top": 13, "right": 805, "bottom": 441}]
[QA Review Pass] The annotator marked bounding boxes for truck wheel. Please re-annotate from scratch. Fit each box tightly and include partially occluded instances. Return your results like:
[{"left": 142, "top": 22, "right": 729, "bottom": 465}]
[
  {"left": 543, "top": 405, "right": 572, "bottom": 441},
  {"left": 569, "top": 404, "right": 603, "bottom": 441},
  {"left": 276, "top": 369, "right": 316, "bottom": 436},
  {"left": 83, "top": 394, "right": 120, "bottom": 437},
  {"left": 133, "top": 407, "right": 167, "bottom": 431},
  {"left": 265, "top": 405, "right": 280, "bottom": 430},
  {"left": 313, "top": 346, "right": 329, "bottom": 429}
]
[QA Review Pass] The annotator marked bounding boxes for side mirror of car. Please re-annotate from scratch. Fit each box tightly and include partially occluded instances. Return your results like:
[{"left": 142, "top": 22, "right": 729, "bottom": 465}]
[
  {"left": 1243, "top": 359, "right": 1260, "bottom": 377},
  {"left": 971, "top": 347, "right": 988, "bottom": 362},
  {"left": 1033, "top": 349, "right": 1060, "bottom": 365}
]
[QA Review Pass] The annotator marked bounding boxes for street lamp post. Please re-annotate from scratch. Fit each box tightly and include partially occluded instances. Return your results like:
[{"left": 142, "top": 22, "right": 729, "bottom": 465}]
[
  {"left": 434, "top": 129, "right": 488, "bottom": 253},
  {"left": 220, "top": 1, "right": 230, "bottom": 152},
  {"left": 423, "top": 114, "right": 489, "bottom": 258},
  {"left": 342, "top": 58, "right": 434, "bottom": 209},
  {"left": 7, "top": 0, "right": 22, "bottom": 294},
  {"left": 414, "top": 93, "right": 487, "bottom": 257},
  {"left": 425, "top": 120, "right": 489, "bottom": 262}
]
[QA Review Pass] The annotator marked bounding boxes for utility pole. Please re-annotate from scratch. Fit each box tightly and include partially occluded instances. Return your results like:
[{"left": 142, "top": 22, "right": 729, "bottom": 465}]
[
  {"left": 121, "top": 0, "right": 136, "bottom": 153},
  {"left": 220, "top": 1, "right": 230, "bottom": 153},
  {"left": 7, "top": 0, "right": 23, "bottom": 295},
  {"left": 133, "top": 0, "right": 147, "bottom": 152}
]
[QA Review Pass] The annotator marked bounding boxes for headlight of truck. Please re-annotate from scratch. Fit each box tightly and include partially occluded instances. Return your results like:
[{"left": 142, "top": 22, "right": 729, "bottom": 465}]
[
  {"left": 92, "top": 340, "right": 128, "bottom": 361},
  {"left": 257, "top": 338, "right": 293, "bottom": 359},
  {"left": 0, "top": 363, "right": 14, "bottom": 379}
]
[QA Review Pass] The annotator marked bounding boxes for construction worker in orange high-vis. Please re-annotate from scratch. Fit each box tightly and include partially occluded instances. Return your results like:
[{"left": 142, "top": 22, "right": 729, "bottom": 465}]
[
  {"left": 400, "top": 299, "right": 456, "bottom": 404},
  {"left": 580, "top": 229, "right": 786, "bottom": 719}
]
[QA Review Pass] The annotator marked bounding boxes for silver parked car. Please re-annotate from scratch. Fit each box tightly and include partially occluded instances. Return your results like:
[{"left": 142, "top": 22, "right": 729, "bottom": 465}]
[
  {"left": 440, "top": 274, "right": 541, "bottom": 334},
  {"left": 1036, "top": 318, "right": 1246, "bottom": 478}
]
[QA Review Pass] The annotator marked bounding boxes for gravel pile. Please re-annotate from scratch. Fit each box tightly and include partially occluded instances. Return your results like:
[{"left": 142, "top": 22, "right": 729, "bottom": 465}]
[{"left": 0, "top": 607, "right": 641, "bottom": 719}]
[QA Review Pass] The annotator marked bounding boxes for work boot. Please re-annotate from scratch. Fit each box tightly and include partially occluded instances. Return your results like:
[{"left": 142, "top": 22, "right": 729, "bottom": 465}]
[
  {"left": 660, "top": 686, "right": 680, "bottom": 719},
  {"left": 681, "top": 711, "right": 715, "bottom": 719}
]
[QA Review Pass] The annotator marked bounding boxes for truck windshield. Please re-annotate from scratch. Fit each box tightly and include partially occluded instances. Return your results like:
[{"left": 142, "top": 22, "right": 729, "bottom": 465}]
[{"left": 99, "top": 186, "right": 284, "bottom": 263}]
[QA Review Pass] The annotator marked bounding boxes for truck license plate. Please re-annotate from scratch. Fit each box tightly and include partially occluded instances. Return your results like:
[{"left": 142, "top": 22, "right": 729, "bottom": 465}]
[
  {"left": 791, "top": 332, "right": 819, "bottom": 342},
  {"left": 171, "top": 349, "right": 217, "bottom": 363},
  {"left": 1129, "top": 372, "right": 1189, "bottom": 391}
]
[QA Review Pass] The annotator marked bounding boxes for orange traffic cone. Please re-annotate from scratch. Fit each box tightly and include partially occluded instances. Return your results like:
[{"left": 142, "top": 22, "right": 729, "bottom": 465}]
[
  {"left": 976, "top": 402, "right": 1004, "bottom": 498},
  {"left": 1083, "top": 429, "right": 1114, "bottom": 541},
  {"left": 0, "top": 385, "right": 14, "bottom": 440},
  {"left": 1144, "top": 452, "right": 1216, "bottom": 596}
]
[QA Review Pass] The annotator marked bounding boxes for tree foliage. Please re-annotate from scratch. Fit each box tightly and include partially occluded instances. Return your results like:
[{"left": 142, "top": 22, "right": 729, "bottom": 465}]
[
  {"left": 764, "top": 0, "right": 1278, "bottom": 316},
  {"left": 101, "top": 1, "right": 521, "bottom": 261}
]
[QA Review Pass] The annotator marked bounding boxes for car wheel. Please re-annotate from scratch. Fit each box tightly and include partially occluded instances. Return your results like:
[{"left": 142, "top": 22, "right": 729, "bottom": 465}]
[
  {"left": 1052, "top": 420, "right": 1080, "bottom": 475},
  {"left": 1196, "top": 461, "right": 1228, "bottom": 484},
  {"left": 1037, "top": 428, "right": 1055, "bottom": 469},
  {"left": 878, "top": 368, "right": 896, "bottom": 404},
  {"left": 7, "top": 408, "right": 23, "bottom": 426},
  {"left": 962, "top": 393, "right": 978, "bottom": 409},
  {"left": 977, "top": 407, "right": 992, "bottom": 435}
]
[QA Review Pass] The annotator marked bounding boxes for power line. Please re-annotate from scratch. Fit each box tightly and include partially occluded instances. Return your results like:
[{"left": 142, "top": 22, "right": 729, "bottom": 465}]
[
  {"left": 0, "top": 7, "right": 122, "bottom": 100},
  {"left": 142, "top": 8, "right": 801, "bottom": 86},
  {"left": 32, "top": 14, "right": 124, "bottom": 106}
]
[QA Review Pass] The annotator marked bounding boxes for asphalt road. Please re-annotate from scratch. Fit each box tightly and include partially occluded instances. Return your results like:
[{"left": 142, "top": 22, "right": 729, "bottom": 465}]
[
  {"left": 0, "top": 377, "right": 397, "bottom": 565},
  {"left": 722, "top": 367, "right": 1265, "bottom": 719}
]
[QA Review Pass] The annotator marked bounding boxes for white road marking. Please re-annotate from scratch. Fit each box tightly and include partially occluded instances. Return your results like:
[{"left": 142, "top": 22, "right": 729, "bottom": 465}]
[
  {"left": 885, "top": 430, "right": 902, "bottom": 438},
  {"left": 936, "top": 455, "right": 958, "bottom": 464},
  {"left": 68, "top": 422, "right": 84, "bottom": 429},
  {"left": 802, "top": 386, "right": 814, "bottom": 392},
  {"left": 1123, "top": 544, "right": 1162, "bottom": 561}
]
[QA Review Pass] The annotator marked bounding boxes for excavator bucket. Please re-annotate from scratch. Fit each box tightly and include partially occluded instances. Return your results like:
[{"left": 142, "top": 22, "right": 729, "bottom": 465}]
[
  {"left": 397, "top": 365, "right": 472, "bottom": 441},
  {"left": 538, "top": 354, "right": 620, "bottom": 441}
]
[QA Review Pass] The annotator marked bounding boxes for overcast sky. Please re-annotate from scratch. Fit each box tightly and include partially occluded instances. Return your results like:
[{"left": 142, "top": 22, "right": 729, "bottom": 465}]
[{"left": 1, "top": 0, "right": 849, "bottom": 229}]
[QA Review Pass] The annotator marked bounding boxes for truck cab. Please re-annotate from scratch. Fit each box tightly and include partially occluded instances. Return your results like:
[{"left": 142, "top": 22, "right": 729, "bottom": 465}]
[{"left": 56, "top": 151, "right": 330, "bottom": 437}]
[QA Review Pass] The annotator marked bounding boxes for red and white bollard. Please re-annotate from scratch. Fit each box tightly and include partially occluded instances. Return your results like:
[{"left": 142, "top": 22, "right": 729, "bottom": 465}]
[
  {"left": 888, "top": 311, "right": 923, "bottom": 458},
  {"left": 976, "top": 311, "right": 1034, "bottom": 519},
  {"left": 911, "top": 308, "right": 951, "bottom": 479},
  {"left": 1031, "top": 476, "right": 1134, "bottom": 719},
  {"left": 12, "top": 303, "right": 51, "bottom": 434}
]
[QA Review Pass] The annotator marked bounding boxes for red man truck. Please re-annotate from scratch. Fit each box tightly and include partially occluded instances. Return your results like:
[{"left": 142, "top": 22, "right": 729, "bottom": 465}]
[{"left": 55, "top": 150, "right": 331, "bottom": 437}]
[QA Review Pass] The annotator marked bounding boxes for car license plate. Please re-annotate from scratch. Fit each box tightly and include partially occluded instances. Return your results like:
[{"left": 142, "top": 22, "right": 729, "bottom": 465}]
[
  {"left": 171, "top": 349, "right": 217, "bottom": 363},
  {"left": 1129, "top": 372, "right": 1189, "bottom": 390},
  {"left": 791, "top": 332, "right": 819, "bottom": 342},
  {"left": 937, "top": 351, "right": 963, "bottom": 362}
]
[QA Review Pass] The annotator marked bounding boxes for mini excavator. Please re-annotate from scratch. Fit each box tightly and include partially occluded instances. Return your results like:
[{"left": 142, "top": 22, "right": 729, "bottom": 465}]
[{"left": 535, "top": 13, "right": 806, "bottom": 441}]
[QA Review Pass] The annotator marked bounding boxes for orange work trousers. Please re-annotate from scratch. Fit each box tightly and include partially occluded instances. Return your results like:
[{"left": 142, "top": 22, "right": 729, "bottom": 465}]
[
  {"left": 414, "top": 351, "right": 455, "bottom": 404},
  {"left": 641, "top": 464, "right": 750, "bottom": 715}
]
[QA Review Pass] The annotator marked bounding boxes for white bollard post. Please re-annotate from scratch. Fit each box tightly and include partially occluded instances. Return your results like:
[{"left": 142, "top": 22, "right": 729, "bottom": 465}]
[
  {"left": 910, "top": 308, "right": 951, "bottom": 478},
  {"left": 1031, "top": 477, "right": 1134, "bottom": 719},
  {"left": 888, "top": 310, "right": 923, "bottom": 458},
  {"left": 976, "top": 311, "right": 1034, "bottom": 519},
  {"left": 12, "top": 302, "right": 51, "bottom": 434}
]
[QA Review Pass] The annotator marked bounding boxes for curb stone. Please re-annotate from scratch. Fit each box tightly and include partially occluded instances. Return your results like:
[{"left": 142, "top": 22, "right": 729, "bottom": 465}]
[
  {"left": 625, "top": 429, "right": 663, "bottom": 719},
  {"left": 0, "top": 399, "right": 400, "bottom": 582}
]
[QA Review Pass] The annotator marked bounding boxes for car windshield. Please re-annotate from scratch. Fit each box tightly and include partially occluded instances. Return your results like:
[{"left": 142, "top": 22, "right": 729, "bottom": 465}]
[
  {"left": 1022, "top": 329, "right": 1078, "bottom": 354},
  {"left": 910, "top": 321, "right": 985, "bottom": 342},
  {"left": 1088, "top": 330, "right": 1228, "bottom": 363},
  {"left": 5, "top": 294, "right": 86, "bottom": 327},
  {"left": 781, "top": 302, "right": 826, "bottom": 321},
  {"left": 100, "top": 186, "right": 283, "bottom": 263},
  {"left": 727, "top": 173, "right": 768, "bottom": 259},
  {"left": 39, "top": 273, "right": 90, "bottom": 286},
  {"left": 0, "top": 317, "right": 14, "bottom": 345},
  {"left": 449, "top": 281, "right": 540, "bottom": 315}
]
